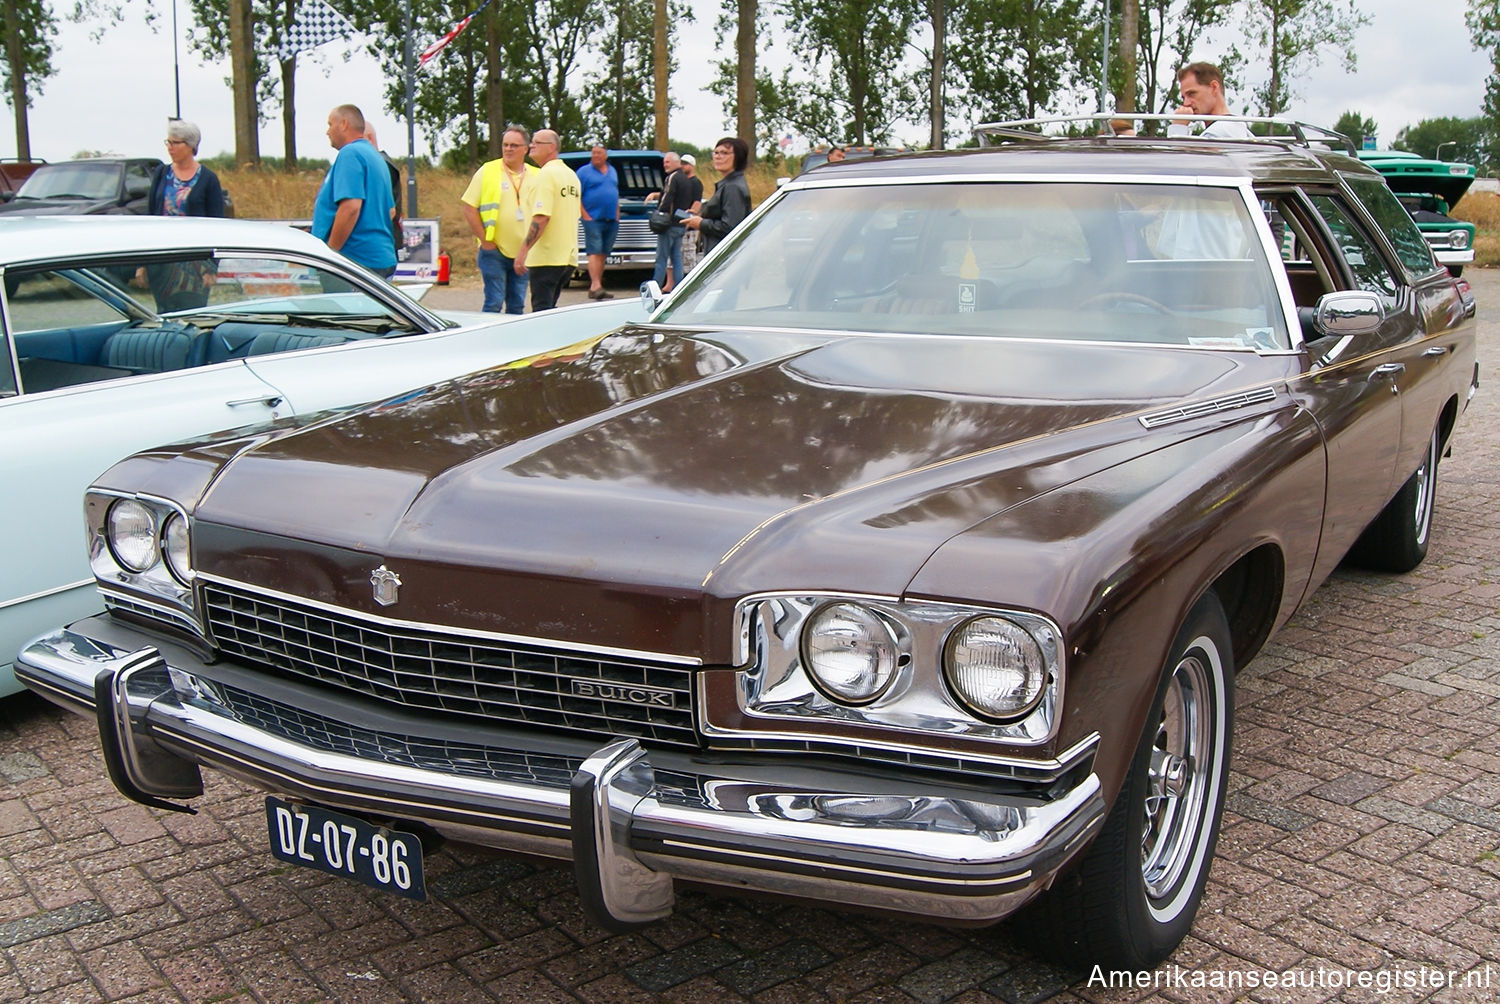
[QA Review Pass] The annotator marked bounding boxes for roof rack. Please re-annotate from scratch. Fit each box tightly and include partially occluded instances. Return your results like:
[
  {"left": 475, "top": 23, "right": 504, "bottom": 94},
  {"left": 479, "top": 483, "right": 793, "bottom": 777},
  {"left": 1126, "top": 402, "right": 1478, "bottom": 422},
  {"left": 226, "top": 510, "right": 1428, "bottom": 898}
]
[{"left": 973, "top": 114, "right": 1356, "bottom": 154}]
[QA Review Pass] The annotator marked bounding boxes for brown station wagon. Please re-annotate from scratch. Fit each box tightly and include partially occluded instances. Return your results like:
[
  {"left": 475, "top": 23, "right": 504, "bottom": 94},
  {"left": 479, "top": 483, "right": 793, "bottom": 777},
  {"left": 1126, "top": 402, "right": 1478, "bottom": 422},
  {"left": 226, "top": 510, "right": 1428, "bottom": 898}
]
[{"left": 17, "top": 122, "right": 1478, "bottom": 970}]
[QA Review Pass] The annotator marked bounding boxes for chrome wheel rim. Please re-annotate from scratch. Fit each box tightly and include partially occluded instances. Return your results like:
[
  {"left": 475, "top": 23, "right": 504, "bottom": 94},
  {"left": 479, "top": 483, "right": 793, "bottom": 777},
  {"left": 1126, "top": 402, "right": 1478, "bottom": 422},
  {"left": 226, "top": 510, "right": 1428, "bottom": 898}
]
[
  {"left": 1141, "top": 653, "right": 1213, "bottom": 901},
  {"left": 1413, "top": 430, "right": 1438, "bottom": 547}
]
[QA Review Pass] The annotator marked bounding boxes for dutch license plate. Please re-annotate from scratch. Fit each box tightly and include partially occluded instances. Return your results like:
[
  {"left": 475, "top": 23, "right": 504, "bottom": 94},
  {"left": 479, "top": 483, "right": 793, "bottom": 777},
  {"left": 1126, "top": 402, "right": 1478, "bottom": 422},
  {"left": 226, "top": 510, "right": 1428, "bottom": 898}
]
[{"left": 265, "top": 796, "right": 426, "bottom": 900}]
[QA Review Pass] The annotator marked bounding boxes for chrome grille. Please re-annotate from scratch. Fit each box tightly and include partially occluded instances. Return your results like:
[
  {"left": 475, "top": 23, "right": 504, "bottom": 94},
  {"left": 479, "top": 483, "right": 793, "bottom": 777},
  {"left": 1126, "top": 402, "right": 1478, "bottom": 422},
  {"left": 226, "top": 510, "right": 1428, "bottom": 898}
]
[
  {"left": 203, "top": 583, "right": 698, "bottom": 749},
  {"left": 574, "top": 218, "right": 656, "bottom": 252},
  {"left": 211, "top": 683, "right": 711, "bottom": 804}
]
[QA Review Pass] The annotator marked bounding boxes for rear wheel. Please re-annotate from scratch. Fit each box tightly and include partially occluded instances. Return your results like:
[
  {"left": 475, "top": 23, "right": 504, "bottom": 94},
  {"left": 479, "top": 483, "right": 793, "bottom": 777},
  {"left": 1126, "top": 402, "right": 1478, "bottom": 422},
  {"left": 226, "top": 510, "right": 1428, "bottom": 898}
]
[
  {"left": 1350, "top": 424, "right": 1439, "bottom": 573},
  {"left": 1017, "top": 592, "right": 1234, "bottom": 969}
]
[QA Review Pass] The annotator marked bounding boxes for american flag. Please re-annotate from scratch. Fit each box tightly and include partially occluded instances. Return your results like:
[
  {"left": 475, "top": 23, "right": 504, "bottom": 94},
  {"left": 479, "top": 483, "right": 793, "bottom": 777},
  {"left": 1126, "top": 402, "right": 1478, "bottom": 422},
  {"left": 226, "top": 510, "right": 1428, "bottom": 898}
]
[
  {"left": 419, "top": 0, "right": 493, "bottom": 67},
  {"left": 779, "top": 133, "right": 793, "bottom": 148}
]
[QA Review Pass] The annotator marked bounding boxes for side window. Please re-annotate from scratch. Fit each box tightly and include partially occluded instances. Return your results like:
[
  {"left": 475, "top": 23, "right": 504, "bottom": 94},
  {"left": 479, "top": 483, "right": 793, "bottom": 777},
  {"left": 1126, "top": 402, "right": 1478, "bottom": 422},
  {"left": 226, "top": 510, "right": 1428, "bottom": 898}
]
[
  {"left": 1343, "top": 176, "right": 1441, "bottom": 277},
  {"left": 126, "top": 162, "right": 154, "bottom": 199},
  {"left": 7, "top": 266, "right": 145, "bottom": 393},
  {"left": 1308, "top": 195, "right": 1398, "bottom": 297}
]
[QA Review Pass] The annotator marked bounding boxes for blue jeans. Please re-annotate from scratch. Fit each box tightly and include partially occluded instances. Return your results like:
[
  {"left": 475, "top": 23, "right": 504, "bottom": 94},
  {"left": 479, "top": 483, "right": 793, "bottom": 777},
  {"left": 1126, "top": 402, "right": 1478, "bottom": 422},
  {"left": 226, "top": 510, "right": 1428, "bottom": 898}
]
[
  {"left": 478, "top": 247, "right": 527, "bottom": 314},
  {"left": 652, "top": 226, "right": 684, "bottom": 288}
]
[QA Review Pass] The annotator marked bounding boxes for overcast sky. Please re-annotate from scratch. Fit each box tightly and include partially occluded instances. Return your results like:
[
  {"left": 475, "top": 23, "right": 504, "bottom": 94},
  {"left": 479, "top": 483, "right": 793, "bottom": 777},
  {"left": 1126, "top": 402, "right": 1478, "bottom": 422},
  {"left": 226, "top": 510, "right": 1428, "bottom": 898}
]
[{"left": 0, "top": 0, "right": 1488, "bottom": 164}]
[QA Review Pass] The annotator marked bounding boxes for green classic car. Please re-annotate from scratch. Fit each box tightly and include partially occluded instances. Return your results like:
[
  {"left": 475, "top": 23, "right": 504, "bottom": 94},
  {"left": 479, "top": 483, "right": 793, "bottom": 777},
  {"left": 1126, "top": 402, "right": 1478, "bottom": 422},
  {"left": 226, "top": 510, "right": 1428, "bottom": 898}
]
[{"left": 1357, "top": 150, "right": 1476, "bottom": 276}]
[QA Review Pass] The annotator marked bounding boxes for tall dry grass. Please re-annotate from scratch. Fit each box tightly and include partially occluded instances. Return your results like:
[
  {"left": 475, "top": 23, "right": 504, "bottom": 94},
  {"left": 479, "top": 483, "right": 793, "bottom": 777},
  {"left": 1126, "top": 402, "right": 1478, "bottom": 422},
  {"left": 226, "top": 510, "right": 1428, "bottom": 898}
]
[
  {"left": 220, "top": 166, "right": 480, "bottom": 279},
  {"left": 1454, "top": 191, "right": 1499, "bottom": 269},
  {"left": 219, "top": 160, "right": 778, "bottom": 285}
]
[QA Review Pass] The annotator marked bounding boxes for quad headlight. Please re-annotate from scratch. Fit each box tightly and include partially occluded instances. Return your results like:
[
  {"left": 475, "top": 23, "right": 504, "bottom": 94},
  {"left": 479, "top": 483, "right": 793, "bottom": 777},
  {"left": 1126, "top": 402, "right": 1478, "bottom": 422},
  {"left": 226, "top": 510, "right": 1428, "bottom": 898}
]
[
  {"left": 944, "top": 615, "right": 1048, "bottom": 719},
  {"left": 92, "top": 493, "right": 195, "bottom": 590},
  {"left": 106, "top": 499, "right": 160, "bottom": 572},
  {"left": 162, "top": 512, "right": 193, "bottom": 584},
  {"left": 802, "top": 602, "right": 900, "bottom": 704}
]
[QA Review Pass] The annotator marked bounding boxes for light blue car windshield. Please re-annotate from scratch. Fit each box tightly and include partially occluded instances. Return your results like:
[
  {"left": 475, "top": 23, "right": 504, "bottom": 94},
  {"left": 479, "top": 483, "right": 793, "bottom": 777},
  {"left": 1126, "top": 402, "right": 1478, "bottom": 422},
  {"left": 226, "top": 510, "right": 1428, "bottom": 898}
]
[{"left": 659, "top": 181, "right": 1290, "bottom": 350}]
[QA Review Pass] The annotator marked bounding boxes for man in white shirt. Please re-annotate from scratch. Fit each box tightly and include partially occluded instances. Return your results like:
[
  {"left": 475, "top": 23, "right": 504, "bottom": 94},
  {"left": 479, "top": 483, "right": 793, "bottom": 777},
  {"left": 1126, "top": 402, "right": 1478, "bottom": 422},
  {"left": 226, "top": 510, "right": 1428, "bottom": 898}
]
[{"left": 1168, "top": 62, "right": 1254, "bottom": 140}]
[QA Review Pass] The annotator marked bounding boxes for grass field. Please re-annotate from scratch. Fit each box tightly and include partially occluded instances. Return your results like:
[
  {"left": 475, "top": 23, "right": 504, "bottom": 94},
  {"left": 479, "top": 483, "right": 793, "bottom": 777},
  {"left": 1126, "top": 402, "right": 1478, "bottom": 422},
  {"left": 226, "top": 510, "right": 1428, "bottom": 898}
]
[{"left": 1454, "top": 191, "right": 1499, "bottom": 269}]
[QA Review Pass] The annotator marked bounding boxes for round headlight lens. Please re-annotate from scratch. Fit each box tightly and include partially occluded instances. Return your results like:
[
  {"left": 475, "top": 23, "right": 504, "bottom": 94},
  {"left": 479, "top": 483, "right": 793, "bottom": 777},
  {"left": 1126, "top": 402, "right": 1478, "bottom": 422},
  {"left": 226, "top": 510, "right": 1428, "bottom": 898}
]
[
  {"left": 162, "top": 513, "right": 192, "bottom": 583},
  {"left": 802, "top": 602, "right": 898, "bottom": 704},
  {"left": 1449, "top": 229, "right": 1470, "bottom": 250},
  {"left": 945, "top": 616, "right": 1047, "bottom": 719},
  {"left": 107, "top": 499, "right": 159, "bottom": 572}
]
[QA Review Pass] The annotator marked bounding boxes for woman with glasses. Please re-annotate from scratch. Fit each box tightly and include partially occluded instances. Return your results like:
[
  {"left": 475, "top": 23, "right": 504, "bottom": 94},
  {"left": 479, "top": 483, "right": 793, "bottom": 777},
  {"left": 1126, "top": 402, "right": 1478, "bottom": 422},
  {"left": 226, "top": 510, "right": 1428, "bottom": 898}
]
[
  {"left": 150, "top": 120, "right": 226, "bottom": 220},
  {"left": 684, "top": 137, "right": 751, "bottom": 256},
  {"left": 141, "top": 119, "right": 226, "bottom": 311}
]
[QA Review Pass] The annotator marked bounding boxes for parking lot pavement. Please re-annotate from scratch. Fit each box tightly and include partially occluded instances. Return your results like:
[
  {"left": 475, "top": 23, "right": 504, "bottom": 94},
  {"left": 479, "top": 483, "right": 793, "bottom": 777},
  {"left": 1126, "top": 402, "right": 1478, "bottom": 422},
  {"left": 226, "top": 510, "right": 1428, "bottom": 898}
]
[
  {"left": 2, "top": 273, "right": 1497, "bottom": 1004},
  {"left": 418, "top": 271, "right": 639, "bottom": 314}
]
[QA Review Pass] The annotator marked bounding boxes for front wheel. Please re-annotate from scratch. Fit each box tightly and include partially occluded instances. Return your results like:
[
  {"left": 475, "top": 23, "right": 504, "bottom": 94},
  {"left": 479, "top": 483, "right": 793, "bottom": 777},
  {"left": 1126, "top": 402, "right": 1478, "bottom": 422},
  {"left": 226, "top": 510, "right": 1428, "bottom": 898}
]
[
  {"left": 1017, "top": 592, "right": 1234, "bottom": 969},
  {"left": 1350, "top": 424, "right": 1440, "bottom": 573}
]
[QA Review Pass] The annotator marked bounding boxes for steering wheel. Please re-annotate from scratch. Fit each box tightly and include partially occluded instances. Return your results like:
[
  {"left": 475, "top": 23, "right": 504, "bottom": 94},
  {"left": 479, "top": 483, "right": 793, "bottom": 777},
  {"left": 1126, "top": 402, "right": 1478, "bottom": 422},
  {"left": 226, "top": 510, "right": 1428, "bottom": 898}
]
[{"left": 1078, "top": 291, "right": 1173, "bottom": 314}]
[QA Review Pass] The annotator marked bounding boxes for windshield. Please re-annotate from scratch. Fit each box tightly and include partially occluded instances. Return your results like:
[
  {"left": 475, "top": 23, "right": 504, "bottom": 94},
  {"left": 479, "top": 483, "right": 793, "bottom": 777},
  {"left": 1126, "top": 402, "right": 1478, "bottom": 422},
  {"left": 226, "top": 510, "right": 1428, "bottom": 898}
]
[
  {"left": 16, "top": 162, "right": 122, "bottom": 200},
  {"left": 659, "top": 181, "right": 1290, "bottom": 350}
]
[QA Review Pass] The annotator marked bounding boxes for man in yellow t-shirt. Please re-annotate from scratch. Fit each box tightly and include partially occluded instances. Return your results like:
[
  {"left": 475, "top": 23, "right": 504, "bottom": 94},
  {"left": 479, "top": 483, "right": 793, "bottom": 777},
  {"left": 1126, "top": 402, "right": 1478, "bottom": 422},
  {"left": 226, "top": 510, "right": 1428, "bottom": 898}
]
[
  {"left": 513, "top": 129, "right": 582, "bottom": 312},
  {"left": 460, "top": 126, "right": 538, "bottom": 314}
]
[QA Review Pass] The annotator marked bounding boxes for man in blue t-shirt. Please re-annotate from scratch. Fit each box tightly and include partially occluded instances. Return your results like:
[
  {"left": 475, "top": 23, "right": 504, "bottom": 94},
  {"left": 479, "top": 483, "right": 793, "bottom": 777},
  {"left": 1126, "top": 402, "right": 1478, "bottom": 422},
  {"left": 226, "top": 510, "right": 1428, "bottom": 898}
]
[
  {"left": 576, "top": 144, "right": 620, "bottom": 299},
  {"left": 312, "top": 104, "right": 398, "bottom": 277}
]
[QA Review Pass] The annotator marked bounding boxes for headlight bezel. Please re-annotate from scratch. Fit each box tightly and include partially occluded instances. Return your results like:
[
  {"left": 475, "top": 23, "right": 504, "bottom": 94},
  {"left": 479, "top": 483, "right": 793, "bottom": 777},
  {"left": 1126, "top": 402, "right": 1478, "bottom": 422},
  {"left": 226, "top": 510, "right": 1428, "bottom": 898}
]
[
  {"left": 710, "top": 592, "right": 1064, "bottom": 758},
  {"left": 87, "top": 489, "right": 199, "bottom": 626}
]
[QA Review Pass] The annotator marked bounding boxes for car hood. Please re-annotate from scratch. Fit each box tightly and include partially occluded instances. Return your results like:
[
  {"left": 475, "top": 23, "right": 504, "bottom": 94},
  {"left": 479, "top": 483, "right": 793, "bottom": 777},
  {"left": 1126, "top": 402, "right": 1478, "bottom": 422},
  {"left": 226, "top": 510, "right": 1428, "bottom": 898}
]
[
  {"left": 1372, "top": 166, "right": 1475, "bottom": 206},
  {"left": 168, "top": 326, "right": 1275, "bottom": 661},
  {"left": 0, "top": 196, "right": 116, "bottom": 215}
]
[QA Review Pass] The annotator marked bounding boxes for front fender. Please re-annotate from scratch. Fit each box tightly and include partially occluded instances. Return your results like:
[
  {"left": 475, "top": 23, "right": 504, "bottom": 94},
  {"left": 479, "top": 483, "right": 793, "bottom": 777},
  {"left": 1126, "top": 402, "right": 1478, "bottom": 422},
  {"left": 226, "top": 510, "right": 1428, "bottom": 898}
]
[{"left": 906, "top": 404, "right": 1325, "bottom": 805}]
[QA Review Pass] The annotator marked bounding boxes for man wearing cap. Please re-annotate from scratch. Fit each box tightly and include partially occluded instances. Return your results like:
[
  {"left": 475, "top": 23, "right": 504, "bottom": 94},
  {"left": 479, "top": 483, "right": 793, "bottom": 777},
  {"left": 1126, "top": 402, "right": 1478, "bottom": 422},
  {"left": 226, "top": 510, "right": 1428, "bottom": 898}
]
[
  {"left": 646, "top": 151, "right": 692, "bottom": 292},
  {"left": 675, "top": 153, "right": 704, "bottom": 277}
]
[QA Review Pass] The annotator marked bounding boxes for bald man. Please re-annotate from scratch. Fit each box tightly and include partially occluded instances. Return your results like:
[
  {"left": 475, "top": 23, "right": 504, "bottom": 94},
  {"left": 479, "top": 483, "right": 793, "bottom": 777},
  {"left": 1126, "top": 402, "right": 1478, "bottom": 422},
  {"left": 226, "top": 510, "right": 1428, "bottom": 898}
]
[{"left": 512, "top": 129, "right": 582, "bottom": 311}]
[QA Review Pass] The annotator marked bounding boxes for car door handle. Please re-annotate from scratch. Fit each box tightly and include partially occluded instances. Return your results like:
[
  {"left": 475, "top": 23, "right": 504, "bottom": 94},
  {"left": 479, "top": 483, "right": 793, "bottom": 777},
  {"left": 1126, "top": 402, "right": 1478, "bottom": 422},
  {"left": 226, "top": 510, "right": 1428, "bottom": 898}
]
[
  {"left": 1369, "top": 363, "right": 1405, "bottom": 380},
  {"left": 226, "top": 395, "right": 283, "bottom": 409},
  {"left": 1422, "top": 346, "right": 1449, "bottom": 357}
]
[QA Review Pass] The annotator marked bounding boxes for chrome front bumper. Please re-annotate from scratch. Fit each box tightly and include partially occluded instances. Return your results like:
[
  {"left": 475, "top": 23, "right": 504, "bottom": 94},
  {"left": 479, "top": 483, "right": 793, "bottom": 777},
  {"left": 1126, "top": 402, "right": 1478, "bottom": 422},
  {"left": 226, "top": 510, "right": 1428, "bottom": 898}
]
[{"left": 17, "top": 618, "right": 1105, "bottom": 928}]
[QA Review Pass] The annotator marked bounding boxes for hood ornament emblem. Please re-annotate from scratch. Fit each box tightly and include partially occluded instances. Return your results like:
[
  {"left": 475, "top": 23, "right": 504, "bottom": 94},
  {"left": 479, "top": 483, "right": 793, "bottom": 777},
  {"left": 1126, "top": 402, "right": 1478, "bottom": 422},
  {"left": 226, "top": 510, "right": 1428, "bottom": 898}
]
[{"left": 370, "top": 565, "right": 402, "bottom": 606}]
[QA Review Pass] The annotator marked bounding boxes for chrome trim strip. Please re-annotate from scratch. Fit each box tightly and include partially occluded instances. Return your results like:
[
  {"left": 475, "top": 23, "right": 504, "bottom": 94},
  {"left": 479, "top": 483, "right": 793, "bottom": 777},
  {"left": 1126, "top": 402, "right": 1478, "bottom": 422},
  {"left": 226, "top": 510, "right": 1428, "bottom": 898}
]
[
  {"left": 194, "top": 572, "right": 703, "bottom": 667},
  {"left": 781, "top": 171, "right": 1255, "bottom": 192},
  {"left": 1138, "top": 386, "right": 1279, "bottom": 428},
  {"left": 0, "top": 577, "right": 93, "bottom": 610}
]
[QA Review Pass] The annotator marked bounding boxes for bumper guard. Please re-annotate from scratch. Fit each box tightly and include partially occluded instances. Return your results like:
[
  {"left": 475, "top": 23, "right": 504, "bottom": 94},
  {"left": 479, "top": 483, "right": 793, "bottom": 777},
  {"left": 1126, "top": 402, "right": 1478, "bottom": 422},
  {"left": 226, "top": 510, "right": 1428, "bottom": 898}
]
[{"left": 18, "top": 619, "right": 1105, "bottom": 929}]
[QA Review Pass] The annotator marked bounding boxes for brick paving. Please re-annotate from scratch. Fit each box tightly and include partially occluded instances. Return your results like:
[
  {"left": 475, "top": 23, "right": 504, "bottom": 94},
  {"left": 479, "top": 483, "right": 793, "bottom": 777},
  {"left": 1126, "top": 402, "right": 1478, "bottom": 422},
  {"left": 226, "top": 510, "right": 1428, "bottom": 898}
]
[{"left": 3, "top": 272, "right": 1498, "bottom": 1003}]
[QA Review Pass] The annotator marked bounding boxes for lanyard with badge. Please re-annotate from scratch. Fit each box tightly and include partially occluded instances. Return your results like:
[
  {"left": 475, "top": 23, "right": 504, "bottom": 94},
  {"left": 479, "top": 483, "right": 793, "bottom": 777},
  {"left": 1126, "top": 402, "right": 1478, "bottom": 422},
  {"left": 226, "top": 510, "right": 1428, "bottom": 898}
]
[{"left": 506, "top": 167, "right": 525, "bottom": 220}]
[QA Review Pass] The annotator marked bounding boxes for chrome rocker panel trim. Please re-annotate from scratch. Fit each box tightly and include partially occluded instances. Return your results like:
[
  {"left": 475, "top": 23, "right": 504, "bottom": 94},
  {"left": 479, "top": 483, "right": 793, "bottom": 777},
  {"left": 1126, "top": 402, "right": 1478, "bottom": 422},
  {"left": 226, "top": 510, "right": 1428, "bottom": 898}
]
[{"left": 18, "top": 619, "right": 1106, "bottom": 928}]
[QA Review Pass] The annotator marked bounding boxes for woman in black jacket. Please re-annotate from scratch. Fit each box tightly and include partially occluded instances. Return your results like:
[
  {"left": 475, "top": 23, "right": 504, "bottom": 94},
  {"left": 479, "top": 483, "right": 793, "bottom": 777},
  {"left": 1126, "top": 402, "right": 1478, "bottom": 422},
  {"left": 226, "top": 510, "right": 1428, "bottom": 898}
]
[
  {"left": 144, "top": 119, "right": 226, "bottom": 311},
  {"left": 685, "top": 137, "right": 751, "bottom": 256}
]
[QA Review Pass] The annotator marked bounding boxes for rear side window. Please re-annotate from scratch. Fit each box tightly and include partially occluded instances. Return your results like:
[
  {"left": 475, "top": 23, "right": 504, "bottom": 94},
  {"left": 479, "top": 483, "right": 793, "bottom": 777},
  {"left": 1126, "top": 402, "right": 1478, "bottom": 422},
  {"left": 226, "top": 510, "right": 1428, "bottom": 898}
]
[{"left": 1344, "top": 176, "right": 1442, "bottom": 278}]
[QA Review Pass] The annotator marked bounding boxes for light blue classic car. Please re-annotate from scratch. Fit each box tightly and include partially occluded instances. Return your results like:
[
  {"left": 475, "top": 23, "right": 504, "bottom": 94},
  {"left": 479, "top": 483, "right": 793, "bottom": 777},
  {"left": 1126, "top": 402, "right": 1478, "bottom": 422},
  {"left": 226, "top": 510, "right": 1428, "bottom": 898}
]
[{"left": 1, "top": 216, "right": 643, "bottom": 695}]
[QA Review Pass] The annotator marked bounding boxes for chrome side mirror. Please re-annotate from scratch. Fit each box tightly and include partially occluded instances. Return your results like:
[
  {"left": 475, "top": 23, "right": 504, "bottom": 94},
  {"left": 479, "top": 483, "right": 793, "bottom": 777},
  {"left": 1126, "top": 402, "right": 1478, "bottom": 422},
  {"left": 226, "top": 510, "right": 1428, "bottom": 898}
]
[
  {"left": 1313, "top": 290, "right": 1384, "bottom": 338},
  {"left": 640, "top": 280, "right": 664, "bottom": 312}
]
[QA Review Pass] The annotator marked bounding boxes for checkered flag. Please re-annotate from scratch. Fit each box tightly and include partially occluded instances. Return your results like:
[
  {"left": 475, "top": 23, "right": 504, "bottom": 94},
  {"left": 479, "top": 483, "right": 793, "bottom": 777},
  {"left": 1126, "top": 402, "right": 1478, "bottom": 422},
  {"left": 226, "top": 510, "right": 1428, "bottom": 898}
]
[{"left": 279, "top": 0, "right": 358, "bottom": 61}]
